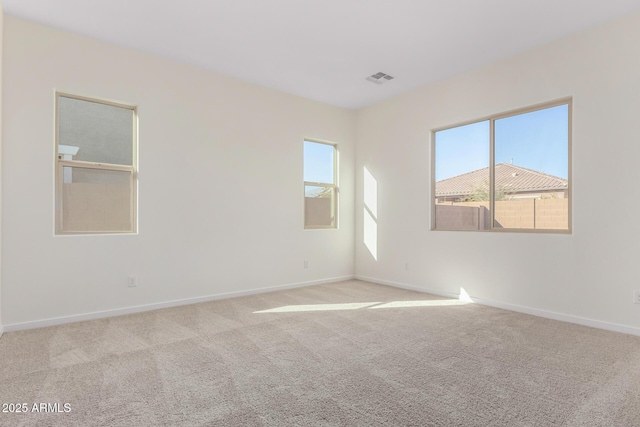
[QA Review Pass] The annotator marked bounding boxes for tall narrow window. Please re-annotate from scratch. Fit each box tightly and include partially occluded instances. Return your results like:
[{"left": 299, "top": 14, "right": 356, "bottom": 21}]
[
  {"left": 55, "top": 93, "right": 137, "bottom": 234},
  {"left": 433, "top": 99, "right": 571, "bottom": 232},
  {"left": 304, "top": 140, "right": 338, "bottom": 229}
]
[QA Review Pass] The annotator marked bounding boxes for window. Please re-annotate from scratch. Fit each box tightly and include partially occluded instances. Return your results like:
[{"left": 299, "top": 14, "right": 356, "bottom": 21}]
[
  {"left": 432, "top": 99, "right": 571, "bottom": 232},
  {"left": 55, "top": 93, "right": 137, "bottom": 234},
  {"left": 304, "top": 140, "right": 338, "bottom": 229}
]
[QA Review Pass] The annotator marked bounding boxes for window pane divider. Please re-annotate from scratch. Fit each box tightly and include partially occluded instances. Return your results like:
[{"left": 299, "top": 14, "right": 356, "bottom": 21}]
[
  {"left": 57, "top": 159, "right": 134, "bottom": 172},
  {"left": 303, "top": 181, "right": 336, "bottom": 188},
  {"left": 489, "top": 118, "right": 495, "bottom": 230}
]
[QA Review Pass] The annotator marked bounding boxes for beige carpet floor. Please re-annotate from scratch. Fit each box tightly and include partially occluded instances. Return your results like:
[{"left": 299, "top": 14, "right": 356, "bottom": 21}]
[{"left": 1, "top": 279, "right": 640, "bottom": 426}]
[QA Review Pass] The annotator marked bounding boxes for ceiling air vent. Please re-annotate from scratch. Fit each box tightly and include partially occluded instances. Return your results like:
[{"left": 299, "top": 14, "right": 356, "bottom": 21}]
[{"left": 366, "top": 72, "right": 394, "bottom": 84}]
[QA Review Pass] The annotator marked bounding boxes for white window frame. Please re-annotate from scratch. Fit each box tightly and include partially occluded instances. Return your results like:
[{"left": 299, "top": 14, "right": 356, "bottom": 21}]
[
  {"left": 431, "top": 97, "right": 572, "bottom": 234},
  {"left": 55, "top": 92, "right": 138, "bottom": 235},
  {"left": 303, "top": 139, "right": 339, "bottom": 229}
]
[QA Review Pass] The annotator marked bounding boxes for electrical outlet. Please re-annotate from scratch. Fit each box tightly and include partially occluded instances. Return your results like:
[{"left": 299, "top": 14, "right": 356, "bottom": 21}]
[
  {"left": 128, "top": 276, "right": 137, "bottom": 287},
  {"left": 404, "top": 262, "right": 409, "bottom": 271},
  {"left": 634, "top": 290, "right": 640, "bottom": 304},
  {"left": 304, "top": 260, "right": 309, "bottom": 269}
]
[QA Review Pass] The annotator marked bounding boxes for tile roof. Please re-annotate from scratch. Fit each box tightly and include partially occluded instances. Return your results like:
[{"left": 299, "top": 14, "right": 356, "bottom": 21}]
[{"left": 435, "top": 163, "right": 568, "bottom": 197}]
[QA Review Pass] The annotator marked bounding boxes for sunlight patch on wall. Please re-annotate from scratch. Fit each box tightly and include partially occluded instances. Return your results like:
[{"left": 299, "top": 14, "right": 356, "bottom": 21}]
[
  {"left": 364, "top": 167, "right": 378, "bottom": 260},
  {"left": 364, "top": 167, "right": 378, "bottom": 218},
  {"left": 459, "top": 287, "right": 473, "bottom": 302},
  {"left": 364, "top": 208, "right": 377, "bottom": 260}
]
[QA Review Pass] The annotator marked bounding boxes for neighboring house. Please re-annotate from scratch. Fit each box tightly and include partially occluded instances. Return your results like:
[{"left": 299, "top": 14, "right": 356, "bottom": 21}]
[{"left": 435, "top": 163, "right": 568, "bottom": 203}]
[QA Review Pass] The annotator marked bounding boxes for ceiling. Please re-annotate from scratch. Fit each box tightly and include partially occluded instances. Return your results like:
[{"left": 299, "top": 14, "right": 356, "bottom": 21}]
[{"left": 4, "top": 0, "right": 640, "bottom": 109}]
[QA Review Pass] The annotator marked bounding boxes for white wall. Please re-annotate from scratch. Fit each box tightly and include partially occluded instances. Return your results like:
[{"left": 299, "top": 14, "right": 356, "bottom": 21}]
[
  {"left": 0, "top": 1, "right": 4, "bottom": 336},
  {"left": 2, "top": 16, "right": 355, "bottom": 328},
  {"left": 355, "top": 12, "right": 640, "bottom": 334},
  {"left": 5, "top": 12, "right": 640, "bottom": 335}
]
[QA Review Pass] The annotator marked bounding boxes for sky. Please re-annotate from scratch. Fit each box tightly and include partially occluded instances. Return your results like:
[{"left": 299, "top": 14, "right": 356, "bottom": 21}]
[{"left": 435, "top": 104, "right": 569, "bottom": 182}]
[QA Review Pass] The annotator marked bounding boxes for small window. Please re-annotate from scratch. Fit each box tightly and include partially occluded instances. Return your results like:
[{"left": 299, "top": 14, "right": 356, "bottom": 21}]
[
  {"left": 304, "top": 140, "right": 338, "bottom": 229},
  {"left": 433, "top": 99, "right": 571, "bottom": 232},
  {"left": 55, "top": 93, "right": 137, "bottom": 234}
]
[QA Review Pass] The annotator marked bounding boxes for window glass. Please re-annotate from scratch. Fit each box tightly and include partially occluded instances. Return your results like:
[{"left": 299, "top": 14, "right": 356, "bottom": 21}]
[
  {"left": 304, "top": 140, "right": 334, "bottom": 183},
  {"left": 61, "top": 167, "right": 133, "bottom": 232},
  {"left": 56, "top": 93, "right": 137, "bottom": 234},
  {"left": 304, "top": 140, "right": 337, "bottom": 229},
  {"left": 58, "top": 96, "right": 133, "bottom": 165},
  {"left": 494, "top": 105, "right": 569, "bottom": 230},
  {"left": 304, "top": 185, "right": 336, "bottom": 228},
  {"left": 434, "top": 121, "right": 490, "bottom": 230}
]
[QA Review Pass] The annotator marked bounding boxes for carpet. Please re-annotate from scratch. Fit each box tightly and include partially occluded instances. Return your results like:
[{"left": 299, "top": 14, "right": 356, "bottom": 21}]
[{"left": 1, "top": 280, "right": 639, "bottom": 426}]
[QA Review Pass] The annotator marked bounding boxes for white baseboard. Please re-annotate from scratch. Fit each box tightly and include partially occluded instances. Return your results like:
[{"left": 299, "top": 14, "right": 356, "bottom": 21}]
[
  {"left": 356, "top": 275, "right": 460, "bottom": 300},
  {"left": 3, "top": 275, "right": 355, "bottom": 332},
  {"left": 356, "top": 275, "right": 640, "bottom": 337}
]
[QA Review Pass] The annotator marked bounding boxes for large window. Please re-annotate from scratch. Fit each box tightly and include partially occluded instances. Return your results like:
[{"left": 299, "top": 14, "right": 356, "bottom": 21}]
[
  {"left": 55, "top": 93, "right": 137, "bottom": 234},
  {"left": 432, "top": 99, "right": 571, "bottom": 232},
  {"left": 304, "top": 140, "right": 338, "bottom": 229}
]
